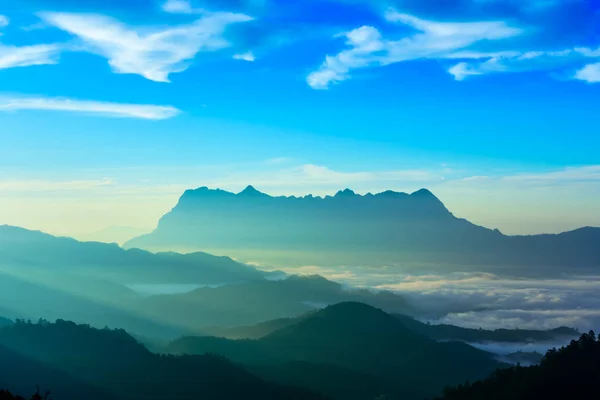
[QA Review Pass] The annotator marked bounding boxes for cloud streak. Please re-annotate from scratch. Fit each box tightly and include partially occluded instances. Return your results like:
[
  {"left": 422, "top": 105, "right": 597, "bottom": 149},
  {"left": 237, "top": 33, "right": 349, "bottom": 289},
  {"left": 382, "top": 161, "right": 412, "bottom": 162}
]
[
  {"left": 0, "top": 44, "right": 61, "bottom": 70},
  {"left": 0, "top": 96, "right": 181, "bottom": 120},
  {"left": 0, "top": 15, "right": 61, "bottom": 70},
  {"left": 39, "top": 11, "right": 253, "bottom": 82},
  {"left": 233, "top": 51, "right": 255, "bottom": 62},
  {"left": 308, "top": 7, "right": 600, "bottom": 88},
  {"left": 307, "top": 10, "right": 523, "bottom": 89}
]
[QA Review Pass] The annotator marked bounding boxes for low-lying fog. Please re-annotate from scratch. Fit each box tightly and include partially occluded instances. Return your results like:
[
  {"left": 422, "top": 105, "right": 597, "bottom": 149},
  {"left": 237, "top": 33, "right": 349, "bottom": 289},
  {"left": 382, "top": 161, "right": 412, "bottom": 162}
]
[{"left": 259, "top": 264, "right": 600, "bottom": 333}]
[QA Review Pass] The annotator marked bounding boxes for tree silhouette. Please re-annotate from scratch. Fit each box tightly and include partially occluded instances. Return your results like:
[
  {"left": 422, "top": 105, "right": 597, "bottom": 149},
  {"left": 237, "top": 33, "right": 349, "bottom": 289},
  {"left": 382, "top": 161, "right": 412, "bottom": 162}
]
[{"left": 436, "top": 331, "right": 600, "bottom": 400}]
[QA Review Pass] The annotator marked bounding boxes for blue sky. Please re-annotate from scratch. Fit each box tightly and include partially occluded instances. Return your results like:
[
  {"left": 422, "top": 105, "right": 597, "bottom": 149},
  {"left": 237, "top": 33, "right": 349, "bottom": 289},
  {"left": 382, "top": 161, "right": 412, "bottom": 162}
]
[{"left": 0, "top": 0, "right": 599, "bottom": 239}]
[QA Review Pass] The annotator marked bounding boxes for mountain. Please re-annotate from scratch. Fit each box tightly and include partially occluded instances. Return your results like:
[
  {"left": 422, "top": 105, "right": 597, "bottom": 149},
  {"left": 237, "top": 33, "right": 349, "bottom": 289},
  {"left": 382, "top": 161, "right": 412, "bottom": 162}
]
[
  {"left": 0, "top": 271, "right": 184, "bottom": 340},
  {"left": 436, "top": 331, "right": 600, "bottom": 400},
  {"left": 0, "top": 225, "right": 265, "bottom": 284},
  {"left": 203, "top": 317, "right": 302, "bottom": 339},
  {"left": 124, "top": 186, "right": 600, "bottom": 268},
  {"left": 166, "top": 302, "right": 502, "bottom": 399},
  {"left": 0, "top": 319, "right": 326, "bottom": 400},
  {"left": 136, "top": 275, "right": 415, "bottom": 329},
  {"left": 392, "top": 314, "right": 580, "bottom": 343},
  {"left": 76, "top": 225, "right": 150, "bottom": 246},
  {"left": 203, "top": 311, "right": 579, "bottom": 343}
]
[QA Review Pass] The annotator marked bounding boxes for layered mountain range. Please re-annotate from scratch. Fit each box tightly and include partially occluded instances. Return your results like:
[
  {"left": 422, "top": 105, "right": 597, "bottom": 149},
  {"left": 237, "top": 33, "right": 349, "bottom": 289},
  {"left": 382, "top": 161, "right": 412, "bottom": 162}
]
[{"left": 125, "top": 186, "right": 600, "bottom": 268}]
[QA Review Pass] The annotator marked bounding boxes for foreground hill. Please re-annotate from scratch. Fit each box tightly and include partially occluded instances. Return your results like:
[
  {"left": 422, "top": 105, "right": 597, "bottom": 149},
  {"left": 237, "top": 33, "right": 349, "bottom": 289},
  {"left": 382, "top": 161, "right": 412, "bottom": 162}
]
[
  {"left": 125, "top": 186, "right": 600, "bottom": 268},
  {"left": 437, "top": 331, "right": 600, "bottom": 400},
  {"left": 0, "top": 225, "right": 265, "bottom": 284},
  {"left": 0, "top": 343, "right": 117, "bottom": 400},
  {"left": 0, "top": 319, "right": 326, "bottom": 400},
  {"left": 167, "top": 302, "right": 502, "bottom": 399}
]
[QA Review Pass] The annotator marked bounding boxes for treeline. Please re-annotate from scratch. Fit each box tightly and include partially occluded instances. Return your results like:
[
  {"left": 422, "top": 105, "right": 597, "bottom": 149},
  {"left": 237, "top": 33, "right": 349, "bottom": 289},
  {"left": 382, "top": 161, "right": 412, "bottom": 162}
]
[
  {"left": 0, "top": 388, "right": 50, "bottom": 400},
  {"left": 0, "top": 319, "right": 326, "bottom": 400},
  {"left": 437, "top": 331, "right": 600, "bottom": 400}
]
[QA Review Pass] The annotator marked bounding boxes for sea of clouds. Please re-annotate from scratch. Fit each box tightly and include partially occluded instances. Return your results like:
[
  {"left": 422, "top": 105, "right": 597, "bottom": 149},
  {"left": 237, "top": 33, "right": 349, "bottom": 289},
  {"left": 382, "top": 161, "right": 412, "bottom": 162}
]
[{"left": 265, "top": 264, "right": 600, "bottom": 333}]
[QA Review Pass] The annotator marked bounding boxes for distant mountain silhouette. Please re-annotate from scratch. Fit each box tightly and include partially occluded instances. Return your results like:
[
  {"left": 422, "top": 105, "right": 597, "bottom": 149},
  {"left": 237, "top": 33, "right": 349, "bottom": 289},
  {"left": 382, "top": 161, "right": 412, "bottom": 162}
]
[
  {"left": 0, "top": 270, "right": 183, "bottom": 340},
  {"left": 124, "top": 186, "right": 600, "bottom": 268},
  {"left": 392, "top": 314, "right": 579, "bottom": 343},
  {"left": 203, "top": 311, "right": 579, "bottom": 343},
  {"left": 136, "top": 275, "right": 415, "bottom": 329},
  {"left": 167, "top": 302, "right": 502, "bottom": 399},
  {"left": 0, "top": 225, "right": 265, "bottom": 284}
]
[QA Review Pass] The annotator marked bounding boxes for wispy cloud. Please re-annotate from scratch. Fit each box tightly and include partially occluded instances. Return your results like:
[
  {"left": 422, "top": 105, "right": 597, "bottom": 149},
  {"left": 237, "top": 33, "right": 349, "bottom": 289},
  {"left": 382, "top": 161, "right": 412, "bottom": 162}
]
[
  {"left": 307, "top": 10, "right": 523, "bottom": 89},
  {"left": 233, "top": 51, "right": 255, "bottom": 62},
  {"left": 264, "top": 157, "right": 292, "bottom": 165},
  {"left": 39, "top": 11, "right": 253, "bottom": 82},
  {"left": 0, "top": 15, "right": 61, "bottom": 70},
  {"left": 202, "top": 164, "right": 442, "bottom": 194},
  {"left": 0, "top": 178, "right": 114, "bottom": 192},
  {"left": 0, "top": 96, "right": 181, "bottom": 120},
  {"left": 162, "top": 0, "right": 197, "bottom": 14},
  {"left": 501, "top": 165, "right": 600, "bottom": 186},
  {"left": 0, "top": 44, "right": 61, "bottom": 70},
  {"left": 447, "top": 47, "right": 600, "bottom": 81}
]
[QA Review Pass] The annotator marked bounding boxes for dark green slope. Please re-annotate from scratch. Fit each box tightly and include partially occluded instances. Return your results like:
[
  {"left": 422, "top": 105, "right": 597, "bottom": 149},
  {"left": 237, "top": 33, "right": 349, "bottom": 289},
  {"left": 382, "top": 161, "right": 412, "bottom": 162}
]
[
  {"left": 167, "top": 302, "right": 502, "bottom": 399},
  {"left": 436, "top": 331, "right": 600, "bottom": 400},
  {"left": 0, "top": 320, "right": 326, "bottom": 400},
  {"left": 0, "top": 344, "right": 119, "bottom": 400}
]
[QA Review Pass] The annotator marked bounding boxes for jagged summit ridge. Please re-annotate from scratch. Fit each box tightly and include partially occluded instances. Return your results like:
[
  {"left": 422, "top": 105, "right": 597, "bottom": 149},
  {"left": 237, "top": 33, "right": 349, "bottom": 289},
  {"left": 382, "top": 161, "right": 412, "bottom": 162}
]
[
  {"left": 179, "top": 185, "right": 443, "bottom": 201},
  {"left": 124, "top": 185, "right": 600, "bottom": 268}
]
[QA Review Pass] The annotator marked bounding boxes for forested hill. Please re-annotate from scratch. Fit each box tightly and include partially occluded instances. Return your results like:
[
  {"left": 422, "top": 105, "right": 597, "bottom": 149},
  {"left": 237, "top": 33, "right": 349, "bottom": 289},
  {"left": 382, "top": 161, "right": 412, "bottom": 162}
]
[
  {"left": 0, "top": 319, "right": 326, "bottom": 400},
  {"left": 437, "top": 331, "right": 600, "bottom": 400}
]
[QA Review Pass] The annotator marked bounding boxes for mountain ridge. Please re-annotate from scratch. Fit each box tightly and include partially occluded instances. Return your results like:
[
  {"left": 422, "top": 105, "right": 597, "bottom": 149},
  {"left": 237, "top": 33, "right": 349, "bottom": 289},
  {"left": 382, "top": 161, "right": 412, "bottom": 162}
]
[
  {"left": 124, "top": 186, "right": 600, "bottom": 268},
  {"left": 0, "top": 224, "right": 266, "bottom": 284}
]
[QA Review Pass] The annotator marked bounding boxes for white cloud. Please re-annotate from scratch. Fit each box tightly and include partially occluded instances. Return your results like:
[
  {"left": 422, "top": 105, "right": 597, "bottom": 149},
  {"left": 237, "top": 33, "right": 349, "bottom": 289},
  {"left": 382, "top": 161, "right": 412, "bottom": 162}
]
[
  {"left": 0, "top": 14, "right": 61, "bottom": 70},
  {"left": 446, "top": 49, "right": 600, "bottom": 80},
  {"left": 0, "top": 96, "right": 181, "bottom": 120},
  {"left": 307, "top": 11, "right": 523, "bottom": 89},
  {"left": 162, "top": 0, "right": 196, "bottom": 14},
  {"left": 233, "top": 51, "right": 255, "bottom": 62},
  {"left": 39, "top": 11, "right": 253, "bottom": 82},
  {"left": 574, "top": 62, "right": 600, "bottom": 83},
  {"left": 0, "top": 44, "right": 61, "bottom": 70}
]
